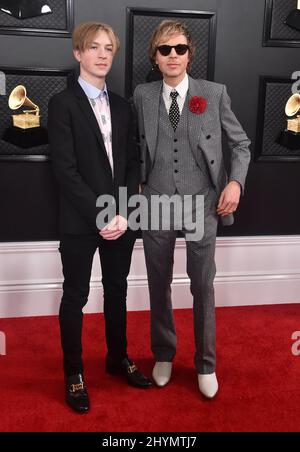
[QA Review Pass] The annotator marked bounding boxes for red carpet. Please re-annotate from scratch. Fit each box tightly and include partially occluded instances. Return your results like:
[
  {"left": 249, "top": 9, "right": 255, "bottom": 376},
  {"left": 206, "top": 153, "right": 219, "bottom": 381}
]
[{"left": 0, "top": 304, "right": 300, "bottom": 432}]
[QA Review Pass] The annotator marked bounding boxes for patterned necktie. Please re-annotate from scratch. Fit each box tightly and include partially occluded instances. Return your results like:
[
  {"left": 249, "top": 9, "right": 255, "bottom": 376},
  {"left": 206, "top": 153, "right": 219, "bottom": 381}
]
[
  {"left": 169, "top": 90, "right": 180, "bottom": 131},
  {"left": 92, "top": 94, "right": 114, "bottom": 175}
]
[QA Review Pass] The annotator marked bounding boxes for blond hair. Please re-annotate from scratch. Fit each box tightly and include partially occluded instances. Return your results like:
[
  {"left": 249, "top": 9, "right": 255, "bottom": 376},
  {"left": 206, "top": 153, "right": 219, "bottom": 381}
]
[
  {"left": 148, "top": 20, "right": 195, "bottom": 71},
  {"left": 72, "top": 21, "right": 120, "bottom": 54}
]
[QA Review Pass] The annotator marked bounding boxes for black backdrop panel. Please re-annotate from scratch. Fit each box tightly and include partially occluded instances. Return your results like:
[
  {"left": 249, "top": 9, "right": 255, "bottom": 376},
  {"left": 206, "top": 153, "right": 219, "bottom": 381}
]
[
  {"left": 126, "top": 8, "right": 216, "bottom": 97},
  {"left": 264, "top": 0, "right": 300, "bottom": 46},
  {"left": 270, "top": 0, "right": 300, "bottom": 40},
  {"left": 255, "top": 77, "right": 300, "bottom": 161},
  {"left": 0, "top": 68, "right": 72, "bottom": 159},
  {"left": 0, "top": 0, "right": 74, "bottom": 37}
]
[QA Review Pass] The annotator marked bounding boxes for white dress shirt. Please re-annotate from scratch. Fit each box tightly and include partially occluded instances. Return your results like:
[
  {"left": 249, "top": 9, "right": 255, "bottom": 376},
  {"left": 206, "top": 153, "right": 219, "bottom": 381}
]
[
  {"left": 162, "top": 73, "right": 189, "bottom": 115},
  {"left": 78, "top": 76, "right": 114, "bottom": 175}
]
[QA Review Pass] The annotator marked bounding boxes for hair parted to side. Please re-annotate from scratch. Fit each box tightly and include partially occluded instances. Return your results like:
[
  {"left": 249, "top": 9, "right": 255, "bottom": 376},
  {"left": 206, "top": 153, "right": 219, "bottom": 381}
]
[
  {"left": 72, "top": 21, "right": 120, "bottom": 54},
  {"left": 148, "top": 20, "right": 196, "bottom": 71}
]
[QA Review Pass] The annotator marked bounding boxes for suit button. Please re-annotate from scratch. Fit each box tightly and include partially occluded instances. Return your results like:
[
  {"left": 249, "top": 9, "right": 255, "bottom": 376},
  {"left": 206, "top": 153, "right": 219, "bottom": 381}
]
[
  {"left": 140, "top": 159, "right": 144, "bottom": 163},
  {"left": 174, "top": 160, "right": 178, "bottom": 163},
  {"left": 174, "top": 170, "right": 178, "bottom": 173},
  {"left": 174, "top": 138, "right": 178, "bottom": 142},
  {"left": 206, "top": 135, "right": 211, "bottom": 139},
  {"left": 141, "top": 134, "right": 145, "bottom": 139},
  {"left": 174, "top": 149, "right": 178, "bottom": 153},
  {"left": 211, "top": 160, "right": 214, "bottom": 164}
]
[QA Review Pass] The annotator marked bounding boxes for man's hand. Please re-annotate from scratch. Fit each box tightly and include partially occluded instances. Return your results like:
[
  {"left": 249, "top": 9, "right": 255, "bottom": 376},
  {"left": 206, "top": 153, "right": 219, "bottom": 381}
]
[
  {"left": 217, "top": 181, "right": 241, "bottom": 217},
  {"left": 99, "top": 215, "right": 128, "bottom": 240}
]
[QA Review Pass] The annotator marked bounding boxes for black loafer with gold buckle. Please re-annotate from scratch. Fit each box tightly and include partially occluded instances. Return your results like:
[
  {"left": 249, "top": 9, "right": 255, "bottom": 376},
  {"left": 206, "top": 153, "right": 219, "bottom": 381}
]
[
  {"left": 65, "top": 373, "right": 90, "bottom": 413},
  {"left": 105, "top": 356, "right": 152, "bottom": 388}
]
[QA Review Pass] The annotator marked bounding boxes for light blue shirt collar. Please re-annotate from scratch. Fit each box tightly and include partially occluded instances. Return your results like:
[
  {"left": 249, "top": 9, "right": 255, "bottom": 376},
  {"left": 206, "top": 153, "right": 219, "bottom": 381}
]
[{"left": 78, "top": 76, "right": 108, "bottom": 100}]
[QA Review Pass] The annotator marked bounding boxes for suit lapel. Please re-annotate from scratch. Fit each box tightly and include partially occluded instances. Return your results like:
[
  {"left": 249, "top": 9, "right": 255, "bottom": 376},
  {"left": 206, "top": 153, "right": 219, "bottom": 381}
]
[
  {"left": 72, "top": 81, "right": 112, "bottom": 176},
  {"left": 142, "top": 81, "right": 162, "bottom": 162},
  {"left": 187, "top": 76, "right": 206, "bottom": 156},
  {"left": 142, "top": 78, "right": 208, "bottom": 162},
  {"left": 108, "top": 91, "right": 120, "bottom": 183}
]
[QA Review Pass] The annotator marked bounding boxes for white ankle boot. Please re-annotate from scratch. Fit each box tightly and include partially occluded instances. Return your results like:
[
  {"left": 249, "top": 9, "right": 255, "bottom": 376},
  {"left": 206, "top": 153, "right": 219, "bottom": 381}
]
[
  {"left": 198, "top": 372, "right": 218, "bottom": 398},
  {"left": 152, "top": 362, "right": 172, "bottom": 387}
]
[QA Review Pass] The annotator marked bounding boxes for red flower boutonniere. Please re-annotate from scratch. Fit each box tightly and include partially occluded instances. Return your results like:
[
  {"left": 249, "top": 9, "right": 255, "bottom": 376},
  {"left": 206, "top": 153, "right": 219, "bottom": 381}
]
[{"left": 189, "top": 96, "right": 207, "bottom": 114}]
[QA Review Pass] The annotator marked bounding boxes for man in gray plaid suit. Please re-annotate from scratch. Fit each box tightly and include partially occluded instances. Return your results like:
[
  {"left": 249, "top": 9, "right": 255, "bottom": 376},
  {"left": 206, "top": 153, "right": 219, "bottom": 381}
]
[{"left": 133, "top": 20, "right": 251, "bottom": 398}]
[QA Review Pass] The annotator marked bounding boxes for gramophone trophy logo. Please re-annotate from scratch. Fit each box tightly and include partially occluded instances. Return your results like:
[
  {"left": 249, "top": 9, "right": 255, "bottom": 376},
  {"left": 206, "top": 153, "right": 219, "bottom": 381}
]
[
  {"left": 277, "top": 93, "right": 300, "bottom": 150},
  {"left": 2, "top": 84, "right": 48, "bottom": 148},
  {"left": 9, "top": 85, "right": 40, "bottom": 128}
]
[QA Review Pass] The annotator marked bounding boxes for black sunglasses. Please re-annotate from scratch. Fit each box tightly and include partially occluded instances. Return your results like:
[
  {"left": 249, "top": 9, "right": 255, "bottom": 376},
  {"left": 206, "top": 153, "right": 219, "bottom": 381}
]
[{"left": 156, "top": 44, "right": 190, "bottom": 56}]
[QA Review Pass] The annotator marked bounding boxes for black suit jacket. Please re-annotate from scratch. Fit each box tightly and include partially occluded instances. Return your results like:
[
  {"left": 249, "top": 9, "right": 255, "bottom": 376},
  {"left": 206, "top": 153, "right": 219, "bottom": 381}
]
[{"left": 48, "top": 81, "right": 139, "bottom": 235}]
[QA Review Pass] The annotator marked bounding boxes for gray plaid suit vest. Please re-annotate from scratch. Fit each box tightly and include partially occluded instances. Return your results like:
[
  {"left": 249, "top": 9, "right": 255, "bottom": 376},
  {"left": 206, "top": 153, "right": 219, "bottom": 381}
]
[{"left": 147, "top": 95, "right": 211, "bottom": 196}]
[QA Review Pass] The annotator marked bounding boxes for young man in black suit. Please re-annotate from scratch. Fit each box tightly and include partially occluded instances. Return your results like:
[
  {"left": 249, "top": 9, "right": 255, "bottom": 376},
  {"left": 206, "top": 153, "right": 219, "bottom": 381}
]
[{"left": 48, "top": 22, "right": 152, "bottom": 414}]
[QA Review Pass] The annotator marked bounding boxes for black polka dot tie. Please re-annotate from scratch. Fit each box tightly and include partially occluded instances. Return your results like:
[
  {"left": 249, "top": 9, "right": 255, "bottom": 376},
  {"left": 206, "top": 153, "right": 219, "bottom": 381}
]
[{"left": 169, "top": 90, "right": 180, "bottom": 131}]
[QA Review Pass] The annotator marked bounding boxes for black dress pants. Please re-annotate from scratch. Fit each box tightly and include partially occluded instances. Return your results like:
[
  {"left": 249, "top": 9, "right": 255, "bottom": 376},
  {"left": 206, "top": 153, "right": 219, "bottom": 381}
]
[{"left": 59, "top": 230, "right": 136, "bottom": 377}]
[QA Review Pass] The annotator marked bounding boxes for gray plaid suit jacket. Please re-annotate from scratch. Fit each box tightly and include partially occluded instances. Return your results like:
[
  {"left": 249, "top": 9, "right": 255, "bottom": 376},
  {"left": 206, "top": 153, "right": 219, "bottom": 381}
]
[{"left": 133, "top": 75, "right": 251, "bottom": 226}]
